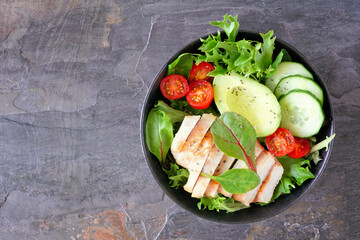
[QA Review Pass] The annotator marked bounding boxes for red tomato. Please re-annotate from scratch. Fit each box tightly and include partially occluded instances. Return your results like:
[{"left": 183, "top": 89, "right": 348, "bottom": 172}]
[
  {"left": 188, "top": 62, "right": 215, "bottom": 83},
  {"left": 160, "top": 74, "right": 189, "bottom": 100},
  {"left": 186, "top": 80, "right": 214, "bottom": 109},
  {"left": 288, "top": 137, "right": 310, "bottom": 158},
  {"left": 265, "top": 128, "right": 295, "bottom": 157}
]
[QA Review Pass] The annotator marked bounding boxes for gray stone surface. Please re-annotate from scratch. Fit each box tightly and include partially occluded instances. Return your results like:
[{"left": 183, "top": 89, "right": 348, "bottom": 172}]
[{"left": 0, "top": 0, "right": 359, "bottom": 239}]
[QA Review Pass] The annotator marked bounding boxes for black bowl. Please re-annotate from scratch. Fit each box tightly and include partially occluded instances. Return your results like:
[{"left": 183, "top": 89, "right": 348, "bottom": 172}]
[{"left": 140, "top": 30, "right": 335, "bottom": 223}]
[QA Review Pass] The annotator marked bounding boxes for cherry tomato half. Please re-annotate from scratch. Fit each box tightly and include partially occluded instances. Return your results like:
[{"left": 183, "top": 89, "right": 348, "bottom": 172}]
[
  {"left": 265, "top": 128, "right": 295, "bottom": 157},
  {"left": 186, "top": 80, "right": 214, "bottom": 109},
  {"left": 160, "top": 74, "right": 189, "bottom": 100},
  {"left": 288, "top": 137, "right": 310, "bottom": 158},
  {"left": 189, "top": 62, "right": 215, "bottom": 83}
]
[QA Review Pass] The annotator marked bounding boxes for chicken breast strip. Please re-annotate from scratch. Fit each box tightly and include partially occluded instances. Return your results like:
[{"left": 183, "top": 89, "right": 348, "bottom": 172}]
[
  {"left": 204, "top": 154, "right": 236, "bottom": 198},
  {"left": 176, "top": 114, "right": 217, "bottom": 168},
  {"left": 184, "top": 131, "right": 214, "bottom": 193},
  {"left": 171, "top": 115, "right": 201, "bottom": 160},
  {"left": 233, "top": 151, "right": 275, "bottom": 206},
  {"left": 254, "top": 158, "right": 284, "bottom": 203},
  {"left": 191, "top": 144, "right": 224, "bottom": 198}
]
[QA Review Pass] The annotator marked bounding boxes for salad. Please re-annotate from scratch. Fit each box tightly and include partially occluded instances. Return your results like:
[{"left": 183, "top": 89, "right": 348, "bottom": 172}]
[{"left": 145, "top": 15, "right": 335, "bottom": 212}]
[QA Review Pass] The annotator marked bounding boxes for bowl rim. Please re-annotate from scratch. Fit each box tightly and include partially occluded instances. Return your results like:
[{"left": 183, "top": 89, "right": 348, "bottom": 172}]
[{"left": 140, "top": 29, "right": 335, "bottom": 224}]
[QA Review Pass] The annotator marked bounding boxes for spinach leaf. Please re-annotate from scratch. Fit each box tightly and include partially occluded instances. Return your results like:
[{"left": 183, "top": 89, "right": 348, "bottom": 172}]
[
  {"left": 167, "top": 53, "right": 194, "bottom": 78},
  {"left": 197, "top": 194, "right": 249, "bottom": 213},
  {"left": 155, "top": 100, "right": 189, "bottom": 124},
  {"left": 210, "top": 112, "right": 256, "bottom": 171},
  {"left": 163, "top": 163, "right": 189, "bottom": 189},
  {"left": 169, "top": 99, "right": 220, "bottom": 116},
  {"left": 201, "top": 168, "right": 260, "bottom": 194},
  {"left": 145, "top": 109, "right": 173, "bottom": 165}
]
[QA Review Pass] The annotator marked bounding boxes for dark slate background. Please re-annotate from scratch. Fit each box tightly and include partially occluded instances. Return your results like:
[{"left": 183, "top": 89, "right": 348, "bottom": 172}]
[{"left": 0, "top": 0, "right": 359, "bottom": 239}]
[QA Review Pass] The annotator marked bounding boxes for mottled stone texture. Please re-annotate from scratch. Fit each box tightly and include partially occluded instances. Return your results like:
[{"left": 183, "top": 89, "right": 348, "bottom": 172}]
[{"left": 0, "top": 0, "right": 358, "bottom": 239}]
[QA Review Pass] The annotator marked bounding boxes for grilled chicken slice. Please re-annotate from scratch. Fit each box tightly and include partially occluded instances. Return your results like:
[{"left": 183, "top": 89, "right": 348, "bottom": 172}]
[
  {"left": 176, "top": 114, "right": 217, "bottom": 168},
  {"left": 171, "top": 115, "right": 201, "bottom": 160},
  {"left": 184, "top": 131, "right": 214, "bottom": 193},
  {"left": 191, "top": 144, "right": 224, "bottom": 198},
  {"left": 204, "top": 154, "right": 236, "bottom": 198},
  {"left": 233, "top": 151, "right": 275, "bottom": 206},
  {"left": 254, "top": 158, "right": 284, "bottom": 203},
  {"left": 255, "top": 140, "right": 265, "bottom": 158},
  {"left": 204, "top": 180, "right": 219, "bottom": 198}
]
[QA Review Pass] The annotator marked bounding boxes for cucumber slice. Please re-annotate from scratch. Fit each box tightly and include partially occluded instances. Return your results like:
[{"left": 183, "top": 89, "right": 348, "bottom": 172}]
[
  {"left": 279, "top": 90, "right": 324, "bottom": 138},
  {"left": 274, "top": 76, "right": 324, "bottom": 105},
  {"left": 265, "top": 62, "right": 313, "bottom": 92}
]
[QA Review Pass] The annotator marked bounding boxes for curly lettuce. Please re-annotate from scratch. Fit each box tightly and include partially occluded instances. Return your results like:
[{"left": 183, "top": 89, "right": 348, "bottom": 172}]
[
  {"left": 163, "top": 163, "right": 189, "bottom": 189},
  {"left": 309, "top": 133, "right": 336, "bottom": 155},
  {"left": 270, "top": 156, "right": 315, "bottom": 202},
  {"left": 306, "top": 133, "right": 336, "bottom": 165},
  {"left": 195, "top": 14, "right": 283, "bottom": 81},
  {"left": 198, "top": 194, "right": 249, "bottom": 213}
]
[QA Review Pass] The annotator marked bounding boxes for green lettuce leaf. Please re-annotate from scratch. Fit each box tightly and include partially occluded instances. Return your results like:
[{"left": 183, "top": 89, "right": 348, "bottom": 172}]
[
  {"left": 169, "top": 99, "right": 220, "bottom": 116},
  {"left": 197, "top": 194, "right": 249, "bottom": 213},
  {"left": 154, "top": 100, "right": 189, "bottom": 124},
  {"left": 280, "top": 49, "right": 292, "bottom": 62},
  {"left": 210, "top": 14, "right": 239, "bottom": 42},
  {"left": 145, "top": 109, "right": 174, "bottom": 165},
  {"left": 255, "top": 30, "right": 276, "bottom": 76},
  {"left": 196, "top": 15, "right": 280, "bottom": 81},
  {"left": 265, "top": 49, "right": 285, "bottom": 79},
  {"left": 163, "top": 163, "right": 189, "bottom": 189},
  {"left": 278, "top": 156, "right": 315, "bottom": 185},
  {"left": 309, "top": 133, "right": 336, "bottom": 154},
  {"left": 269, "top": 156, "right": 314, "bottom": 203},
  {"left": 167, "top": 53, "right": 194, "bottom": 78},
  {"left": 307, "top": 151, "right": 322, "bottom": 165},
  {"left": 304, "top": 133, "right": 335, "bottom": 165},
  {"left": 308, "top": 136, "right": 317, "bottom": 143}
]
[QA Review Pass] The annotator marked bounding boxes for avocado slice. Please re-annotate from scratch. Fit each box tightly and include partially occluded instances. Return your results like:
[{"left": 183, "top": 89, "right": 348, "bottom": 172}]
[{"left": 213, "top": 73, "right": 281, "bottom": 137}]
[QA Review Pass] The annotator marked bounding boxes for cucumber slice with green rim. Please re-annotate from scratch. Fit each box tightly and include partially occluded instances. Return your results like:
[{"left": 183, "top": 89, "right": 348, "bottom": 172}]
[
  {"left": 265, "top": 62, "right": 313, "bottom": 92},
  {"left": 279, "top": 90, "right": 324, "bottom": 138},
  {"left": 274, "top": 76, "right": 324, "bottom": 105}
]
